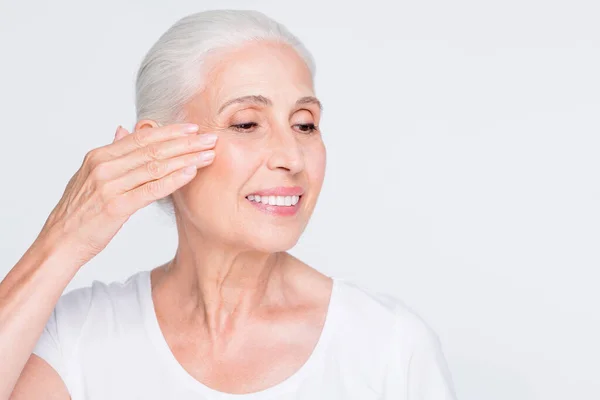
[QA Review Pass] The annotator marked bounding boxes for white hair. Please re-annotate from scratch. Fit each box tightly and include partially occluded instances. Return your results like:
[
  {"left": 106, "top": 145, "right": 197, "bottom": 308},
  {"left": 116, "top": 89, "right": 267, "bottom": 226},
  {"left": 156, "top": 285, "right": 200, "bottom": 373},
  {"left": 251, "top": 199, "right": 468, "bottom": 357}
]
[{"left": 134, "top": 9, "right": 317, "bottom": 216}]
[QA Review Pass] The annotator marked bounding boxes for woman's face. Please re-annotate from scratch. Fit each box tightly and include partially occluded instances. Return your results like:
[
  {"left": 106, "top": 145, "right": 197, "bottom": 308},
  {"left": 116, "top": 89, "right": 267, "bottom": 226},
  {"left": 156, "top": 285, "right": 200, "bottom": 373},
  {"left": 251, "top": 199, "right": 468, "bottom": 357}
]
[{"left": 175, "top": 41, "right": 326, "bottom": 253}]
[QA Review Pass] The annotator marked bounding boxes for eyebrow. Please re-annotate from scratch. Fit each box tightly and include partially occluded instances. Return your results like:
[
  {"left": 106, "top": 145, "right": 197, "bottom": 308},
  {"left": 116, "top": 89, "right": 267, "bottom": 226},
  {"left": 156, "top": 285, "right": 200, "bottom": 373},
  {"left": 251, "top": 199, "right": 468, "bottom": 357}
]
[
  {"left": 296, "top": 96, "right": 323, "bottom": 111},
  {"left": 217, "top": 95, "right": 323, "bottom": 114}
]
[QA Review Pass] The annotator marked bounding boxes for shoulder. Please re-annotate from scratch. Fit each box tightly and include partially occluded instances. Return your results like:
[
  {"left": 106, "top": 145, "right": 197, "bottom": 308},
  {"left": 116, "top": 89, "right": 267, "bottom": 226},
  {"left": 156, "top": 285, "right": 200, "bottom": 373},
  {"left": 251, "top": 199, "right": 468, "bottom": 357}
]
[
  {"left": 329, "top": 277, "right": 438, "bottom": 369},
  {"left": 32, "top": 270, "right": 150, "bottom": 392},
  {"left": 332, "top": 278, "right": 457, "bottom": 398},
  {"left": 333, "top": 278, "right": 436, "bottom": 342},
  {"left": 57, "top": 270, "right": 145, "bottom": 311},
  {"left": 51, "top": 270, "right": 148, "bottom": 339}
]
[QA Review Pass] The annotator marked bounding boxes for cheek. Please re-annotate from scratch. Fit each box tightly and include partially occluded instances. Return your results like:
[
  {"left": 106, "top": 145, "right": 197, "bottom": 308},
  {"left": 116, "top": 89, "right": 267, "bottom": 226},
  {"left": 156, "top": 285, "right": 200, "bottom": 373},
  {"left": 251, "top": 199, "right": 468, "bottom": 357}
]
[
  {"left": 218, "top": 139, "right": 261, "bottom": 177},
  {"left": 306, "top": 140, "right": 327, "bottom": 184},
  {"left": 180, "top": 141, "right": 252, "bottom": 202},
  {"left": 194, "top": 139, "right": 261, "bottom": 203}
]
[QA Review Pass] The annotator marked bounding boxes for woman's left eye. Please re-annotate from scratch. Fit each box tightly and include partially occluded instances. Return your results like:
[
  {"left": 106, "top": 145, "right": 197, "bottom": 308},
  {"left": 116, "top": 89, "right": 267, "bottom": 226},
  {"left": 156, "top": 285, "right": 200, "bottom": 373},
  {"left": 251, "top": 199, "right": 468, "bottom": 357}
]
[{"left": 294, "top": 123, "right": 318, "bottom": 134}]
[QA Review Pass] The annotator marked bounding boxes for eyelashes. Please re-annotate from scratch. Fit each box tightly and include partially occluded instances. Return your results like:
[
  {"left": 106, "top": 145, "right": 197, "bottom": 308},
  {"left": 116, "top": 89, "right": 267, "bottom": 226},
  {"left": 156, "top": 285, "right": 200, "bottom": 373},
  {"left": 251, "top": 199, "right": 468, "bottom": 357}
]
[
  {"left": 230, "top": 122, "right": 319, "bottom": 134},
  {"left": 230, "top": 122, "right": 258, "bottom": 131},
  {"left": 296, "top": 123, "right": 319, "bottom": 134}
]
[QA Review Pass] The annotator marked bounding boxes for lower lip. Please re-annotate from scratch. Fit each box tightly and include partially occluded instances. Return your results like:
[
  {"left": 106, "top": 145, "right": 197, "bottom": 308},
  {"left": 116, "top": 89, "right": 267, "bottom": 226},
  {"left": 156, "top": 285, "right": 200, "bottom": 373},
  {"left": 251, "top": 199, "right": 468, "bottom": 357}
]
[{"left": 245, "top": 196, "right": 302, "bottom": 216}]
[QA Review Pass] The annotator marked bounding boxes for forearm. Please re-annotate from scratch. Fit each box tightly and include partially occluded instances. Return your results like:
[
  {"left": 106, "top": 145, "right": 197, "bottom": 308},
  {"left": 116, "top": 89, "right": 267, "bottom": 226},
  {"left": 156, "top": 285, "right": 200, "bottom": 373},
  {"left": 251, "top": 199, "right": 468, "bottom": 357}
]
[{"left": 0, "top": 233, "right": 80, "bottom": 397}]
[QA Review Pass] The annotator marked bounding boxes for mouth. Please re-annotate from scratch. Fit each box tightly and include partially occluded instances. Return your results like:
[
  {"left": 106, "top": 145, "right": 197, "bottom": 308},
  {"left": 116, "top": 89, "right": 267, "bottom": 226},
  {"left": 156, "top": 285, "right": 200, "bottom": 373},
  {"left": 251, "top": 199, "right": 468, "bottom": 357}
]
[
  {"left": 244, "top": 186, "right": 305, "bottom": 216},
  {"left": 245, "top": 194, "right": 302, "bottom": 207}
]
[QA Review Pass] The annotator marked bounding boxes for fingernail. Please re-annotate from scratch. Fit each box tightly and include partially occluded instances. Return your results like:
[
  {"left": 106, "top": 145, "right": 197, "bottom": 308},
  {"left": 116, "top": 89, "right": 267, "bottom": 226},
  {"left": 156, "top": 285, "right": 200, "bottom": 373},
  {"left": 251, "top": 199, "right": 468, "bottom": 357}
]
[
  {"left": 199, "top": 134, "right": 217, "bottom": 145},
  {"left": 183, "top": 124, "right": 200, "bottom": 133},
  {"left": 115, "top": 125, "right": 122, "bottom": 137},
  {"left": 200, "top": 150, "right": 215, "bottom": 161}
]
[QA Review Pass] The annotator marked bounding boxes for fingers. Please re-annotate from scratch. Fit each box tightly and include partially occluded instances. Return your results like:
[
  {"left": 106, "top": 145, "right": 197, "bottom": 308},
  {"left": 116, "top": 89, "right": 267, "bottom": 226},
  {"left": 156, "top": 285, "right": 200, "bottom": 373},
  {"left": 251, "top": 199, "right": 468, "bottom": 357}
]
[
  {"left": 90, "top": 123, "right": 217, "bottom": 217},
  {"left": 91, "top": 124, "right": 199, "bottom": 168},
  {"left": 95, "top": 132, "right": 218, "bottom": 183},
  {"left": 106, "top": 165, "right": 200, "bottom": 216},
  {"left": 110, "top": 147, "right": 215, "bottom": 193},
  {"left": 109, "top": 123, "right": 200, "bottom": 158}
]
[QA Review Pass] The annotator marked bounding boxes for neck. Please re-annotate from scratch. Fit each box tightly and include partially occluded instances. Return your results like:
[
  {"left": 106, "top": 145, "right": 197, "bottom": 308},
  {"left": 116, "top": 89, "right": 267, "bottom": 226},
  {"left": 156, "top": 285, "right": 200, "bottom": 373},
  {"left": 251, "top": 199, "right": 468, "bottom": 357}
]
[{"left": 153, "top": 222, "right": 290, "bottom": 340}]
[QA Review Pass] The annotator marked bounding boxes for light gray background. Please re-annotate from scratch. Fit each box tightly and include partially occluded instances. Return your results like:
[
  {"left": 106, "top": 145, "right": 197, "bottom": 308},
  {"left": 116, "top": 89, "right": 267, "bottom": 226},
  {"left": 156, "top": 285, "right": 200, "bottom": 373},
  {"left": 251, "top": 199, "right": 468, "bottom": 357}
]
[{"left": 1, "top": 0, "right": 598, "bottom": 399}]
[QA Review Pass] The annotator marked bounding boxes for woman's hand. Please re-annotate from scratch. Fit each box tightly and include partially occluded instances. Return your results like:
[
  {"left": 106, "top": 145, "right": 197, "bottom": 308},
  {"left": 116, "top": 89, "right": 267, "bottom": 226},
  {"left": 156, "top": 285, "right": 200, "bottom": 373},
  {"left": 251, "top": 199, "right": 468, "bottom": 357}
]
[
  {"left": 2, "top": 124, "right": 216, "bottom": 398},
  {"left": 37, "top": 123, "right": 216, "bottom": 266}
]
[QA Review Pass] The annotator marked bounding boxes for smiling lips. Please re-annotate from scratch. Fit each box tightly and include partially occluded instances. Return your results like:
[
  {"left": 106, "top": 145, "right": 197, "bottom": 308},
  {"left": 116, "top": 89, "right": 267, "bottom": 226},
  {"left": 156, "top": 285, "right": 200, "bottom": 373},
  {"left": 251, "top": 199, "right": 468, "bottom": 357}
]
[{"left": 245, "top": 186, "right": 304, "bottom": 216}]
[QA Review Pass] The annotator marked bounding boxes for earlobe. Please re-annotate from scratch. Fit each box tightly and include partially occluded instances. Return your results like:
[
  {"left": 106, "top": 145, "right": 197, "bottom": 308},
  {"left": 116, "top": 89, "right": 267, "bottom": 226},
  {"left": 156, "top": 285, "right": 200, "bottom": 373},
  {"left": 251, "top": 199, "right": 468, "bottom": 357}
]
[{"left": 134, "top": 119, "right": 159, "bottom": 132}]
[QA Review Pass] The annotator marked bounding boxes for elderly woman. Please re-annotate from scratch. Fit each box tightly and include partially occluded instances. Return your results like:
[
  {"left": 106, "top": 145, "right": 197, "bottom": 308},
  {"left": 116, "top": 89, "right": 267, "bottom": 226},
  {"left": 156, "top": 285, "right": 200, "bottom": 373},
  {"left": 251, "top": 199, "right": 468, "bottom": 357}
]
[{"left": 2, "top": 9, "right": 456, "bottom": 400}]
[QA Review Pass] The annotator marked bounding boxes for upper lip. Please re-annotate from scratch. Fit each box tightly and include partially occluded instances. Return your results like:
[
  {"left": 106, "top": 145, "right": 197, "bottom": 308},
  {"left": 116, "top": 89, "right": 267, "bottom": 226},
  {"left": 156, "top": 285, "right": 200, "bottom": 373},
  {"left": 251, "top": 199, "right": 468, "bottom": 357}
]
[{"left": 247, "top": 186, "right": 305, "bottom": 197}]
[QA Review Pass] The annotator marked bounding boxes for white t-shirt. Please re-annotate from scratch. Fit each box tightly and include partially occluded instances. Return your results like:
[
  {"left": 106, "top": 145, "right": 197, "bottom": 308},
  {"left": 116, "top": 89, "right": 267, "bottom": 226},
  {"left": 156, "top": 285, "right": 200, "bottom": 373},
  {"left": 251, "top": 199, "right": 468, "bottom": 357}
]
[{"left": 33, "top": 270, "right": 457, "bottom": 399}]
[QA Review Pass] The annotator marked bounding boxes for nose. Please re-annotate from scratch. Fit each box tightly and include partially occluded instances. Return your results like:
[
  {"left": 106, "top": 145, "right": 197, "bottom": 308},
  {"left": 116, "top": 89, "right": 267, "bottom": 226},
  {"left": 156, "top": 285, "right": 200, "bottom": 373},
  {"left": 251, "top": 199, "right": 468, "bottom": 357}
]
[{"left": 266, "top": 126, "right": 305, "bottom": 175}]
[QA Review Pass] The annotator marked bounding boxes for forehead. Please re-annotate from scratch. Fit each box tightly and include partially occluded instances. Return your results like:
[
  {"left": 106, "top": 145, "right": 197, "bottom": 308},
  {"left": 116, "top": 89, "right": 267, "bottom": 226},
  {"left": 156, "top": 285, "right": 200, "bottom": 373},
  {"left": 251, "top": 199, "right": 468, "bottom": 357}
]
[{"left": 202, "top": 41, "right": 315, "bottom": 103}]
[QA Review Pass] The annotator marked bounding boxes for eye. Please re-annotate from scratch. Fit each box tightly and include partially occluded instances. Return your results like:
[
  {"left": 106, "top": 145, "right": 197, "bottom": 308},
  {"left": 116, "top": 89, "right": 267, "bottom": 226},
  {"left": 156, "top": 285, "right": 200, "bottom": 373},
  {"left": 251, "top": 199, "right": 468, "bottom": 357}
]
[
  {"left": 294, "top": 123, "right": 319, "bottom": 134},
  {"left": 230, "top": 122, "right": 258, "bottom": 132}
]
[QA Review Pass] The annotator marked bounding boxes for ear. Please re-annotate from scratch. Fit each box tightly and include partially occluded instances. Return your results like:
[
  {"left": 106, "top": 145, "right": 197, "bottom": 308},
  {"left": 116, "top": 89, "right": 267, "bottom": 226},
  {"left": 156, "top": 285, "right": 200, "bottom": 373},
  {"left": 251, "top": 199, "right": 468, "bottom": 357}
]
[{"left": 134, "top": 119, "right": 159, "bottom": 132}]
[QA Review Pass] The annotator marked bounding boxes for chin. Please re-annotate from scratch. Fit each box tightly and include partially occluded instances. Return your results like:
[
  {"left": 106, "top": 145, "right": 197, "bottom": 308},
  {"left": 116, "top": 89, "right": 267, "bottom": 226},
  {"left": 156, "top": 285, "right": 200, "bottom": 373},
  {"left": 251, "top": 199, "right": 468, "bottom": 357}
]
[{"left": 242, "top": 231, "right": 301, "bottom": 253}]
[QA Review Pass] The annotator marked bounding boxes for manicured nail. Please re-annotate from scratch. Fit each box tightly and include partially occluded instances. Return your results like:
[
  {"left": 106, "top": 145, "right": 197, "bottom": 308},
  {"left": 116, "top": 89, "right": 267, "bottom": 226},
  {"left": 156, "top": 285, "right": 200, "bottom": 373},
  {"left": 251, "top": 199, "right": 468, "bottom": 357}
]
[
  {"left": 183, "top": 124, "right": 200, "bottom": 133},
  {"left": 199, "top": 134, "right": 217, "bottom": 145},
  {"left": 200, "top": 150, "right": 215, "bottom": 161}
]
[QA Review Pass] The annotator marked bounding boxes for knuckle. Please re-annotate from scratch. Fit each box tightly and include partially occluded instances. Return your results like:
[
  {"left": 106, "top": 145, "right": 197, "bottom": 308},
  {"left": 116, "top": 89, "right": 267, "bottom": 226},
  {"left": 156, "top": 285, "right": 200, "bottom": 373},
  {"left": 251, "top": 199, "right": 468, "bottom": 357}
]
[
  {"left": 97, "top": 181, "right": 114, "bottom": 202},
  {"left": 144, "top": 179, "right": 164, "bottom": 198},
  {"left": 132, "top": 132, "right": 146, "bottom": 149},
  {"left": 84, "top": 149, "right": 100, "bottom": 166},
  {"left": 146, "top": 160, "right": 165, "bottom": 179},
  {"left": 89, "top": 162, "right": 110, "bottom": 181},
  {"left": 144, "top": 144, "right": 162, "bottom": 161}
]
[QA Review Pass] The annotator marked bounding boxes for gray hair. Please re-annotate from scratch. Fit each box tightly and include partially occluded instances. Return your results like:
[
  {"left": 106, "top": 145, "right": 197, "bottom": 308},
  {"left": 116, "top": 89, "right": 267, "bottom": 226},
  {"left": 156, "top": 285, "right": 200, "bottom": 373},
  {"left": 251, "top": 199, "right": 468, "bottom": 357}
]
[{"left": 134, "top": 9, "right": 317, "bottom": 216}]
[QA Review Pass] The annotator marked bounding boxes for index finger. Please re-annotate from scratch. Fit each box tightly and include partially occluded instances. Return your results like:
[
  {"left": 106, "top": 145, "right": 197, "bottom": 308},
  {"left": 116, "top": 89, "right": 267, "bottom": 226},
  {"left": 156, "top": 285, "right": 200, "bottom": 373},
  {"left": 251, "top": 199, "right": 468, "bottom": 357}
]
[{"left": 104, "top": 123, "right": 200, "bottom": 158}]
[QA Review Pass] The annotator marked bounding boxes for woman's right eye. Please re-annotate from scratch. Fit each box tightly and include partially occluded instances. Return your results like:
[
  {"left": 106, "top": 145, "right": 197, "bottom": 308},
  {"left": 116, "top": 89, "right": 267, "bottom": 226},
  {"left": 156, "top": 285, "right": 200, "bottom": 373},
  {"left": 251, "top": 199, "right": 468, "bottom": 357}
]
[{"left": 230, "top": 122, "right": 258, "bottom": 132}]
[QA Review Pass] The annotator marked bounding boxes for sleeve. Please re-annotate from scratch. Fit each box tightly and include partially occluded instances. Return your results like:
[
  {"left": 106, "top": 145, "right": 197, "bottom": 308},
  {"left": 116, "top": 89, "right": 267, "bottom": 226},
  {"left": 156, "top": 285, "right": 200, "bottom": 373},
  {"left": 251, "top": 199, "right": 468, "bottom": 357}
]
[
  {"left": 382, "top": 302, "right": 458, "bottom": 400},
  {"left": 405, "top": 326, "right": 457, "bottom": 400},
  {"left": 32, "top": 307, "right": 68, "bottom": 383},
  {"left": 31, "top": 285, "right": 94, "bottom": 394}
]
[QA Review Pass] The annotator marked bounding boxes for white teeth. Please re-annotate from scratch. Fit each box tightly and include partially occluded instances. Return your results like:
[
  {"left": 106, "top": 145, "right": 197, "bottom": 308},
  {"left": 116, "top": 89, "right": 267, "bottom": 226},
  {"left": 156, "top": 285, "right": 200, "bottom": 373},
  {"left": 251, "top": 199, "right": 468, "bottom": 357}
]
[{"left": 246, "top": 194, "right": 301, "bottom": 207}]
